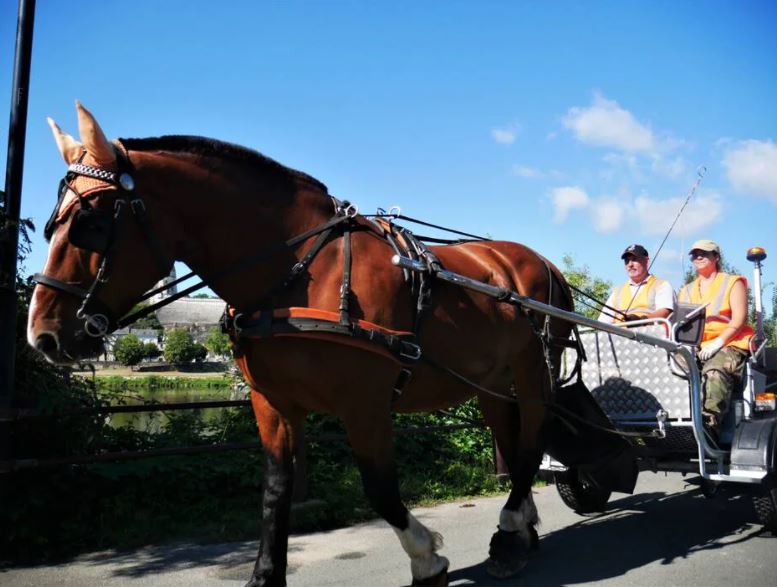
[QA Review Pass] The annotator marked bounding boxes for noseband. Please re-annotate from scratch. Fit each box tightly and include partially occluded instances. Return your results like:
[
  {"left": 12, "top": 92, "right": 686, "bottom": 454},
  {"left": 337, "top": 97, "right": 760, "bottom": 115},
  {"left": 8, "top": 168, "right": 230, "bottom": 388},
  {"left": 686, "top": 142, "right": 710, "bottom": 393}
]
[{"left": 34, "top": 147, "right": 170, "bottom": 337}]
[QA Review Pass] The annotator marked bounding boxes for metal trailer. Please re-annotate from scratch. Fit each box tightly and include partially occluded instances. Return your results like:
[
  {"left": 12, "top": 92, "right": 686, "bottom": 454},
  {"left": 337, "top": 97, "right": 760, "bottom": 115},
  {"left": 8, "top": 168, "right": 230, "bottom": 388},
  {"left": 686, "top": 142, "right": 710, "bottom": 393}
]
[{"left": 392, "top": 249, "right": 777, "bottom": 534}]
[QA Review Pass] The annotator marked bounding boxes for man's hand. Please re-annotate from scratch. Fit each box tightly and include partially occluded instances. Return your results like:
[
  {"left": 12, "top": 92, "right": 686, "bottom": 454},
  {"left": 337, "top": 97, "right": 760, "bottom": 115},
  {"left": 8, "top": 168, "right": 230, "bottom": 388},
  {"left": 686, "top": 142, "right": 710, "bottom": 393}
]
[
  {"left": 623, "top": 314, "right": 642, "bottom": 322},
  {"left": 699, "top": 338, "right": 725, "bottom": 361}
]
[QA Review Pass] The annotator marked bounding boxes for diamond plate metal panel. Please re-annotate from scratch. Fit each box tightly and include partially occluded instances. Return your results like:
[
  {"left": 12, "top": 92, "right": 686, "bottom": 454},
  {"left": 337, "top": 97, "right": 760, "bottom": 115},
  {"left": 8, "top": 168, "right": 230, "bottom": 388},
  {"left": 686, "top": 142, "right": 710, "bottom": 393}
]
[{"left": 572, "top": 324, "right": 691, "bottom": 420}]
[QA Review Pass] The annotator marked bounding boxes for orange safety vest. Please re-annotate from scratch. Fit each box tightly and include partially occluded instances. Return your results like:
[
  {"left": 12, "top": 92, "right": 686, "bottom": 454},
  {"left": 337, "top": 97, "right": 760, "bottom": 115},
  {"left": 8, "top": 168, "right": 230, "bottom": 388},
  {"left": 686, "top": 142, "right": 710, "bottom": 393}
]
[
  {"left": 610, "top": 275, "right": 667, "bottom": 322},
  {"left": 677, "top": 272, "right": 754, "bottom": 351}
]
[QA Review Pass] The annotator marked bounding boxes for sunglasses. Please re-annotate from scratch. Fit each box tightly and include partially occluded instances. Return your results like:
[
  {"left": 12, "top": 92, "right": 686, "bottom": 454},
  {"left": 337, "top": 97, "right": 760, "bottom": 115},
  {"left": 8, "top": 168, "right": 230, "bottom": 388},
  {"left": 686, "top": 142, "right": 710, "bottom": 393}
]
[{"left": 689, "top": 250, "right": 714, "bottom": 259}]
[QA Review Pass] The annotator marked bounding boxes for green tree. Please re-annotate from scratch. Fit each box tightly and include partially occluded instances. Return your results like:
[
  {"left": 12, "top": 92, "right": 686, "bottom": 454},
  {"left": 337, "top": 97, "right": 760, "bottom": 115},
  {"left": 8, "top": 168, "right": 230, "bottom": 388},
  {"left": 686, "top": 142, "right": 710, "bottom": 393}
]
[
  {"left": 112, "top": 334, "right": 145, "bottom": 366},
  {"left": 205, "top": 327, "right": 231, "bottom": 358},
  {"left": 164, "top": 329, "right": 196, "bottom": 364},
  {"left": 124, "top": 302, "right": 162, "bottom": 330},
  {"left": 561, "top": 254, "right": 612, "bottom": 319},
  {"left": 143, "top": 342, "right": 161, "bottom": 360},
  {"left": 192, "top": 343, "right": 208, "bottom": 362}
]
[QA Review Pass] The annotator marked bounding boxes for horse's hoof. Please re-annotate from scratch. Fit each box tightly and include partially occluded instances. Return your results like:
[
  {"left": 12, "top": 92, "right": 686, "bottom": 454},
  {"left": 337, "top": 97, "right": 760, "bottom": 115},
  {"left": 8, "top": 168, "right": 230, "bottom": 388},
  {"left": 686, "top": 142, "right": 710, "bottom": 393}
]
[
  {"left": 244, "top": 577, "right": 286, "bottom": 587},
  {"left": 529, "top": 525, "right": 540, "bottom": 550},
  {"left": 485, "top": 555, "right": 528, "bottom": 579},
  {"left": 486, "top": 527, "right": 531, "bottom": 578},
  {"left": 411, "top": 567, "right": 449, "bottom": 586}
]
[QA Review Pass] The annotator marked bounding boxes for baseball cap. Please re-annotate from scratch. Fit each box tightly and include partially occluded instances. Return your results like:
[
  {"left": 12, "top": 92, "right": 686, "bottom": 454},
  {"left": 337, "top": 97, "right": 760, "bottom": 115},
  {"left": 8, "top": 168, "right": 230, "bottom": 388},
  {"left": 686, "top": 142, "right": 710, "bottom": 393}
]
[
  {"left": 620, "top": 244, "right": 649, "bottom": 259},
  {"left": 689, "top": 239, "right": 720, "bottom": 254}
]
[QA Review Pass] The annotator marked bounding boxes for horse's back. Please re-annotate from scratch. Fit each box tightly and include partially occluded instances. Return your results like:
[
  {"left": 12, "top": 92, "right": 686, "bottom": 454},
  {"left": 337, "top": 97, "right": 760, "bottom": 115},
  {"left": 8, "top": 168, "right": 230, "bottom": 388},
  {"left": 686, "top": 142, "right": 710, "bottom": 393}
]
[{"left": 431, "top": 240, "right": 567, "bottom": 306}]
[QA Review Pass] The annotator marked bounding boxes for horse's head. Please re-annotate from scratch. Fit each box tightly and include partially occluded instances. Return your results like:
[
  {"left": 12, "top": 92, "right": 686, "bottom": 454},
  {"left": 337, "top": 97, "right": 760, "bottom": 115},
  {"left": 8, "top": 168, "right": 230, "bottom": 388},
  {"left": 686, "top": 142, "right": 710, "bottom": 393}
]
[{"left": 27, "top": 102, "right": 174, "bottom": 364}]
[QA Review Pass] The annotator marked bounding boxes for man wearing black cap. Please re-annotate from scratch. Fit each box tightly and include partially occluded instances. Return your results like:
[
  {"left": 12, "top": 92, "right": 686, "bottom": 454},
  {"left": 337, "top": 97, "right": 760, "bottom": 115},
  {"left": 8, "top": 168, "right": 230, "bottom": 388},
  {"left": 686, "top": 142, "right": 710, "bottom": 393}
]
[{"left": 598, "top": 244, "right": 674, "bottom": 324}]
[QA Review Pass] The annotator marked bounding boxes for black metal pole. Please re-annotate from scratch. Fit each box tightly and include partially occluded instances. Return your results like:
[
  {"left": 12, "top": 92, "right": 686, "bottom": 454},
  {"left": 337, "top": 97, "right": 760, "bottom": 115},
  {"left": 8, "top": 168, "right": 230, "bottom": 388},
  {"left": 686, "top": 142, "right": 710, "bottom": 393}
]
[{"left": 0, "top": 0, "right": 36, "bottom": 456}]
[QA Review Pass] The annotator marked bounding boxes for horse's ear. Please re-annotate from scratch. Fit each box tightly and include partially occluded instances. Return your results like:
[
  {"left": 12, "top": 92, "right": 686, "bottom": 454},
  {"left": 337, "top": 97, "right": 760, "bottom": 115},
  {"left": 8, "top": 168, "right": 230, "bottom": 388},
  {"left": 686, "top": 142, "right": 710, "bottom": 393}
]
[
  {"left": 75, "top": 101, "right": 116, "bottom": 166},
  {"left": 47, "top": 117, "right": 83, "bottom": 165}
]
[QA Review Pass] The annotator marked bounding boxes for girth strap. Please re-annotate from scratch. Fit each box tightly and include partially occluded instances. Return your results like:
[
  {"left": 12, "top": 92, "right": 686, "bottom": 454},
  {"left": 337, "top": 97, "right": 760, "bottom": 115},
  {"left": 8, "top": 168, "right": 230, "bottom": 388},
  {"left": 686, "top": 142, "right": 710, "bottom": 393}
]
[{"left": 231, "top": 315, "right": 422, "bottom": 363}]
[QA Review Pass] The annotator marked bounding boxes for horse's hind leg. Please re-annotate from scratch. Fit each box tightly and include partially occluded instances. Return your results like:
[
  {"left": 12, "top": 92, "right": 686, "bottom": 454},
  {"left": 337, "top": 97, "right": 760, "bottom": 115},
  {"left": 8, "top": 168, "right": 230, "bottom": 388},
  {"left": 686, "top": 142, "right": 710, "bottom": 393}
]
[
  {"left": 343, "top": 407, "right": 449, "bottom": 586},
  {"left": 478, "top": 351, "right": 551, "bottom": 578},
  {"left": 246, "top": 391, "right": 303, "bottom": 587}
]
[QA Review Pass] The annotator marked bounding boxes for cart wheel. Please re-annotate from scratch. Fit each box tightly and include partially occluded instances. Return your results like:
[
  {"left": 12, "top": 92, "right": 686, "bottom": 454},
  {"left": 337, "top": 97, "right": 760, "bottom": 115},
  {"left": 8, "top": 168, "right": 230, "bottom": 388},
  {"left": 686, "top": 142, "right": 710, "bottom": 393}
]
[
  {"left": 554, "top": 468, "right": 611, "bottom": 514},
  {"left": 700, "top": 479, "right": 719, "bottom": 499},
  {"left": 753, "top": 480, "right": 777, "bottom": 534}
]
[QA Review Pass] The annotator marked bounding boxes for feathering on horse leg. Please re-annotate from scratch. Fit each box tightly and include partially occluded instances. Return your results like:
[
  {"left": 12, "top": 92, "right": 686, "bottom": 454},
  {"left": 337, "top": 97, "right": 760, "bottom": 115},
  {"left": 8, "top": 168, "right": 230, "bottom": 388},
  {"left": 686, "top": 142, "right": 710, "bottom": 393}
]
[
  {"left": 246, "top": 390, "right": 303, "bottom": 587},
  {"left": 344, "top": 408, "right": 449, "bottom": 584}
]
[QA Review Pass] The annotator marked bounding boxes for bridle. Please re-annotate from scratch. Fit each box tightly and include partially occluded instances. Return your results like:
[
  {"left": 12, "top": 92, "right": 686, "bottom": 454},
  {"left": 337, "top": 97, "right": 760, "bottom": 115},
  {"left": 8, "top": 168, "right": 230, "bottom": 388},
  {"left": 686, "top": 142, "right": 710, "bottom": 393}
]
[{"left": 34, "top": 146, "right": 171, "bottom": 337}]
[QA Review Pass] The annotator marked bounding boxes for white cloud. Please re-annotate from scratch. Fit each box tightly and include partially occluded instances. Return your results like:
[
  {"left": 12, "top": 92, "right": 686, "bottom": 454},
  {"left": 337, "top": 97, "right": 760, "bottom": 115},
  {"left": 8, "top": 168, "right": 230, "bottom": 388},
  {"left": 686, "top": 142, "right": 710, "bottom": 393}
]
[
  {"left": 548, "top": 183, "right": 722, "bottom": 239},
  {"left": 589, "top": 198, "right": 625, "bottom": 233},
  {"left": 562, "top": 92, "right": 655, "bottom": 153},
  {"left": 491, "top": 122, "right": 521, "bottom": 145},
  {"left": 634, "top": 193, "right": 722, "bottom": 237},
  {"left": 722, "top": 139, "right": 777, "bottom": 204},
  {"left": 550, "top": 186, "right": 589, "bottom": 223},
  {"left": 512, "top": 164, "right": 543, "bottom": 179},
  {"left": 650, "top": 155, "right": 686, "bottom": 179}
]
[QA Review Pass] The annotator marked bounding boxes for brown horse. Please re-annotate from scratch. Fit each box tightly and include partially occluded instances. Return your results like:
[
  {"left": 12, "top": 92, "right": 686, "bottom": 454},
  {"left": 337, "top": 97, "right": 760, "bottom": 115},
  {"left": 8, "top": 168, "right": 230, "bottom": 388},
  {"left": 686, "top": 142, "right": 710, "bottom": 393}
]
[{"left": 28, "top": 103, "right": 575, "bottom": 586}]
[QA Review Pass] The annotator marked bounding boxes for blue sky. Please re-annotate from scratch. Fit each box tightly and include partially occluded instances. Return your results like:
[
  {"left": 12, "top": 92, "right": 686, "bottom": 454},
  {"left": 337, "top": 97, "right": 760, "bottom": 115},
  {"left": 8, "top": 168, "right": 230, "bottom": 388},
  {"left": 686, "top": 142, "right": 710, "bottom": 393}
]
[{"left": 2, "top": 0, "right": 776, "bottom": 307}]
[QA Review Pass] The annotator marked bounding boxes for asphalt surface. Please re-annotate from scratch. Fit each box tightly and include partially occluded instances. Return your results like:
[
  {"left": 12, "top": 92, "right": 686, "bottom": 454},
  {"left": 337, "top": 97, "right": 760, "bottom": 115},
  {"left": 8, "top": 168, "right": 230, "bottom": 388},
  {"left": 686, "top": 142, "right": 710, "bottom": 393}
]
[{"left": 3, "top": 472, "right": 776, "bottom": 586}]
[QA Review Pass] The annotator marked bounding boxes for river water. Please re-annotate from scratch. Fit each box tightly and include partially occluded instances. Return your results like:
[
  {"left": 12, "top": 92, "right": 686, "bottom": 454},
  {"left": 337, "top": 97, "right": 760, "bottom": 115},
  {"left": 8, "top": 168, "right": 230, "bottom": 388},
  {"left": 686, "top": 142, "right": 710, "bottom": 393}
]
[{"left": 106, "top": 387, "right": 247, "bottom": 434}]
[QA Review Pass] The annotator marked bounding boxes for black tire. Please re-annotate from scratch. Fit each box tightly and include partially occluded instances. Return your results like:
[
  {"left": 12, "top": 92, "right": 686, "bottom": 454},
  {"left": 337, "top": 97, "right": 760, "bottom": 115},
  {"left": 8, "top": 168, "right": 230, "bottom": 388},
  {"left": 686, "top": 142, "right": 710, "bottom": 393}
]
[
  {"left": 700, "top": 478, "right": 720, "bottom": 499},
  {"left": 753, "top": 480, "right": 777, "bottom": 534},
  {"left": 554, "top": 468, "right": 611, "bottom": 514}
]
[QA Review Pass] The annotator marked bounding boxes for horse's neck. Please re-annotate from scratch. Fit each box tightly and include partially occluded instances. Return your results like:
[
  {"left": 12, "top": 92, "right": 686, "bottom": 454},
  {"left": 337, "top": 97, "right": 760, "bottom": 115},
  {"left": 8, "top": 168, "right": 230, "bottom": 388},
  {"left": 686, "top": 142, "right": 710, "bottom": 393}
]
[{"left": 143, "top": 154, "right": 332, "bottom": 307}]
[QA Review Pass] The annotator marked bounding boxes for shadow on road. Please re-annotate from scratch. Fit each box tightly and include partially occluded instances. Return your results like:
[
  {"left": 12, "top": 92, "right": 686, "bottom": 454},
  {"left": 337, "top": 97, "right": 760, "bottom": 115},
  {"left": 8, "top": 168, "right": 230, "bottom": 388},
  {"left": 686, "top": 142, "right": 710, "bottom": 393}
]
[{"left": 446, "top": 483, "right": 771, "bottom": 586}]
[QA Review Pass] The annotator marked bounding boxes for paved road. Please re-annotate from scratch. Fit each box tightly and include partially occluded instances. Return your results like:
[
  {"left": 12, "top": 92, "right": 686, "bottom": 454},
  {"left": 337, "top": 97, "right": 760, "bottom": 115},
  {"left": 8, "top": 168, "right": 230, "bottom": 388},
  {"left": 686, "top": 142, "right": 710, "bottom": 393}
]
[{"left": 3, "top": 472, "right": 775, "bottom": 586}]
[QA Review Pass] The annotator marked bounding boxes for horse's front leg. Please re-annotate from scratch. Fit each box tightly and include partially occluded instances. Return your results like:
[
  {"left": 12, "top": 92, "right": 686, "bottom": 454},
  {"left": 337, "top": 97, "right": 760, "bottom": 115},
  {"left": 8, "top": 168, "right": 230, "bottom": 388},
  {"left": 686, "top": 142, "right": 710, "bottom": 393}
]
[
  {"left": 246, "top": 390, "right": 302, "bottom": 587},
  {"left": 344, "top": 409, "right": 449, "bottom": 586}
]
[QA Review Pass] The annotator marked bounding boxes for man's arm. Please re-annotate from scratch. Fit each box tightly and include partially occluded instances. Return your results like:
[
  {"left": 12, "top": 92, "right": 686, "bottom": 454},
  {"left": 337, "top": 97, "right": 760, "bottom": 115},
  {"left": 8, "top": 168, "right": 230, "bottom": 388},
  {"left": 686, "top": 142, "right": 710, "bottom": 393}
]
[
  {"left": 597, "top": 293, "right": 617, "bottom": 323},
  {"left": 645, "top": 279, "right": 675, "bottom": 319}
]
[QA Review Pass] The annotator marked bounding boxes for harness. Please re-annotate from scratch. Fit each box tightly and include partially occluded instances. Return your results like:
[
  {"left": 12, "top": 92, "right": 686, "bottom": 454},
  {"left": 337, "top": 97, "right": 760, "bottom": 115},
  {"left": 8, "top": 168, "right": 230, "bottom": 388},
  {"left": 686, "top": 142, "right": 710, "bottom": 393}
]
[
  {"left": 35, "top": 149, "right": 589, "bottom": 409},
  {"left": 34, "top": 150, "right": 441, "bottom": 395},
  {"left": 219, "top": 205, "right": 443, "bottom": 397}
]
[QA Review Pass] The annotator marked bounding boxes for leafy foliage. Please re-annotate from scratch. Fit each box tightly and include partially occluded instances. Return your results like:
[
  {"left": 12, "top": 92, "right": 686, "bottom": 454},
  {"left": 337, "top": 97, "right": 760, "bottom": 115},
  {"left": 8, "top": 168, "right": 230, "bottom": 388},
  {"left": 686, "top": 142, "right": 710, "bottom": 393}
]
[
  {"left": 561, "top": 254, "right": 612, "bottom": 319},
  {"left": 192, "top": 343, "right": 208, "bottom": 361},
  {"left": 125, "top": 302, "right": 162, "bottom": 330},
  {"left": 205, "top": 326, "right": 231, "bottom": 357},
  {"left": 112, "top": 333, "right": 145, "bottom": 366},
  {"left": 143, "top": 342, "right": 161, "bottom": 360},
  {"left": 163, "top": 329, "right": 197, "bottom": 364}
]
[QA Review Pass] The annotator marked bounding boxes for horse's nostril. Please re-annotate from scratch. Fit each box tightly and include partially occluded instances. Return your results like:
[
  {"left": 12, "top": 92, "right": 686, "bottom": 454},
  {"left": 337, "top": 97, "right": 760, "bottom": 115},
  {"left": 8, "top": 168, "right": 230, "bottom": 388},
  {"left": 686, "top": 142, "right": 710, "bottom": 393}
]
[{"left": 35, "top": 333, "right": 59, "bottom": 356}]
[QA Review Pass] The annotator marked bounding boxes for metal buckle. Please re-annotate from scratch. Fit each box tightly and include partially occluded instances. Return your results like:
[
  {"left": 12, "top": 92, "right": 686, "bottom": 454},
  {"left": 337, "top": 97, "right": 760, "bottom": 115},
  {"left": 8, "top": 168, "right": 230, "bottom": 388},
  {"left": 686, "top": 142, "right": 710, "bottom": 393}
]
[
  {"left": 399, "top": 341, "right": 422, "bottom": 361},
  {"left": 232, "top": 313, "right": 244, "bottom": 337},
  {"left": 130, "top": 198, "right": 146, "bottom": 215},
  {"left": 78, "top": 312, "right": 110, "bottom": 337},
  {"left": 342, "top": 202, "right": 359, "bottom": 218}
]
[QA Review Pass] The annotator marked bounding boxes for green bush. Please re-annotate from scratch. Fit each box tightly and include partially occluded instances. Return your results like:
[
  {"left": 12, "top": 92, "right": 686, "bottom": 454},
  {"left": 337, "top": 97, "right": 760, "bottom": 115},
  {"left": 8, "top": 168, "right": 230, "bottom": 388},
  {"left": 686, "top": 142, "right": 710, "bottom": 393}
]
[
  {"left": 143, "top": 342, "right": 161, "bottom": 360},
  {"left": 113, "top": 334, "right": 145, "bottom": 366}
]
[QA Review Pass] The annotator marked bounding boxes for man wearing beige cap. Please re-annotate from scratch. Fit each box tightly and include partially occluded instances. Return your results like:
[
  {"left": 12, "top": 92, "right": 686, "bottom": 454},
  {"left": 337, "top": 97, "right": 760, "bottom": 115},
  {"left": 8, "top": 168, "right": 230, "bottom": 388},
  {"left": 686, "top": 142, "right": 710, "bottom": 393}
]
[
  {"left": 678, "top": 239, "right": 755, "bottom": 430},
  {"left": 598, "top": 244, "right": 674, "bottom": 324}
]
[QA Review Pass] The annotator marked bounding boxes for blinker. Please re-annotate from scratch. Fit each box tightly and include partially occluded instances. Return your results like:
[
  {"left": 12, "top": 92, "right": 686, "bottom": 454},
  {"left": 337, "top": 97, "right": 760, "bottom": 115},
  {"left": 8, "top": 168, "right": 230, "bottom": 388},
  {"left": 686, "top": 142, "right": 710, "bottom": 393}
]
[{"left": 68, "top": 207, "right": 113, "bottom": 253}]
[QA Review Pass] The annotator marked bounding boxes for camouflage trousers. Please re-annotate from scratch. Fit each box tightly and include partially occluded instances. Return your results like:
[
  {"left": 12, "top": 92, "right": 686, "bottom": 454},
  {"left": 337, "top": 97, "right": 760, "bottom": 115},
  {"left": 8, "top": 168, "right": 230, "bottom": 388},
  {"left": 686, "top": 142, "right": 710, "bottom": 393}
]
[{"left": 701, "top": 346, "right": 748, "bottom": 417}]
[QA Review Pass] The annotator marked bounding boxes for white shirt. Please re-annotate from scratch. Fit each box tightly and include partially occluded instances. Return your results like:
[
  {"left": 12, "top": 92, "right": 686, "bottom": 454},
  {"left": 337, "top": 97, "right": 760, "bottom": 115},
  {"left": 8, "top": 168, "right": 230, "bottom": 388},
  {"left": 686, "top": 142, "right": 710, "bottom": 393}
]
[{"left": 597, "top": 276, "right": 675, "bottom": 324}]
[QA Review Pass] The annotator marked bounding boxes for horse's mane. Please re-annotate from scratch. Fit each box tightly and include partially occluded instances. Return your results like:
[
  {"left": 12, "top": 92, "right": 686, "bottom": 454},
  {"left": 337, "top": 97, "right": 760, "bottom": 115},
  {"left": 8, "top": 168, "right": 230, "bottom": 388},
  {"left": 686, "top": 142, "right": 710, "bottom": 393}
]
[{"left": 119, "top": 135, "right": 328, "bottom": 192}]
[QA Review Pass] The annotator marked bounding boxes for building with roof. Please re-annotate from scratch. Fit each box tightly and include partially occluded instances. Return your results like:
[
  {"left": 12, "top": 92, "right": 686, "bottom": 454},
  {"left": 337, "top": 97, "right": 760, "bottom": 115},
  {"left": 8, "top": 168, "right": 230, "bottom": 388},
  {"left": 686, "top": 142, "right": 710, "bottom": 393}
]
[{"left": 156, "top": 296, "right": 226, "bottom": 336}]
